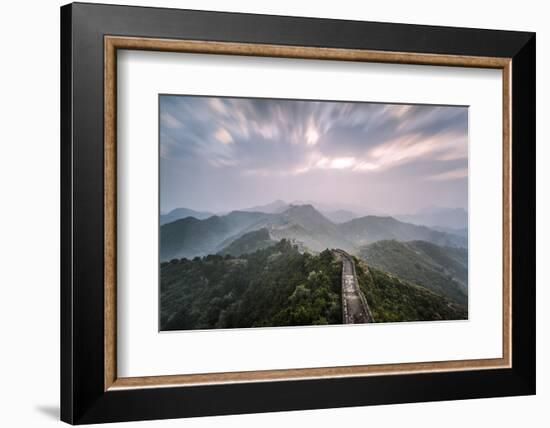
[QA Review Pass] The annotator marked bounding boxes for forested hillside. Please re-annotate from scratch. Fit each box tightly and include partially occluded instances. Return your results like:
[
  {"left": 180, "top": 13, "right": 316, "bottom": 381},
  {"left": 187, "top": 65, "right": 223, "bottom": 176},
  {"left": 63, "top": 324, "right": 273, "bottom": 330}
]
[
  {"left": 161, "top": 240, "right": 342, "bottom": 331},
  {"left": 358, "top": 240, "right": 468, "bottom": 305},
  {"left": 354, "top": 259, "right": 467, "bottom": 322}
]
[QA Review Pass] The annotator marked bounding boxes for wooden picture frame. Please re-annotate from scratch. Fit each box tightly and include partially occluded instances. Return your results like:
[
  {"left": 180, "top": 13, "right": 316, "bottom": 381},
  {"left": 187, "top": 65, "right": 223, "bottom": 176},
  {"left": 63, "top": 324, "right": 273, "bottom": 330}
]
[{"left": 61, "top": 2, "right": 535, "bottom": 424}]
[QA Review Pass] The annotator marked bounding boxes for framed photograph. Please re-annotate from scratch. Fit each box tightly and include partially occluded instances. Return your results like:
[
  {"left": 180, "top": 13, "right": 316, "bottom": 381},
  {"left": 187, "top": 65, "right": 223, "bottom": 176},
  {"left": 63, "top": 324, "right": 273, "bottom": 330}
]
[{"left": 61, "top": 2, "right": 536, "bottom": 424}]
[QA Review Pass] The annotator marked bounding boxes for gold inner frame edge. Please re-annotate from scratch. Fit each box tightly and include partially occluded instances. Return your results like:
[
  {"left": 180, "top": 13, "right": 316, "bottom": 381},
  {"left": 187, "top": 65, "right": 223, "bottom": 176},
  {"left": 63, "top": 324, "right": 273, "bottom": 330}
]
[{"left": 104, "top": 36, "right": 512, "bottom": 391}]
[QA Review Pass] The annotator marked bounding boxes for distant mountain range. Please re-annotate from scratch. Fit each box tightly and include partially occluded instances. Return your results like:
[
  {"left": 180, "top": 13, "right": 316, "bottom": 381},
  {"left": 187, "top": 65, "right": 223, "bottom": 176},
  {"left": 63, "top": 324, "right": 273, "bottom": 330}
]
[
  {"left": 432, "top": 226, "right": 468, "bottom": 239},
  {"left": 160, "top": 203, "right": 467, "bottom": 261},
  {"left": 160, "top": 207, "right": 213, "bottom": 225},
  {"left": 395, "top": 207, "right": 468, "bottom": 229},
  {"left": 240, "top": 200, "right": 358, "bottom": 223},
  {"left": 162, "top": 201, "right": 466, "bottom": 229},
  {"left": 339, "top": 215, "right": 466, "bottom": 249},
  {"left": 160, "top": 210, "right": 269, "bottom": 260}
]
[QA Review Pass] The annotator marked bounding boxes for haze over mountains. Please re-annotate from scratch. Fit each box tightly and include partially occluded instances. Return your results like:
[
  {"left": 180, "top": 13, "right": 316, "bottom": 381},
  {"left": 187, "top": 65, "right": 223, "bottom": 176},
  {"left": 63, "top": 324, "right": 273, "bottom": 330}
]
[
  {"left": 395, "top": 206, "right": 468, "bottom": 230},
  {"left": 160, "top": 201, "right": 467, "bottom": 262},
  {"left": 160, "top": 207, "right": 213, "bottom": 225},
  {"left": 162, "top": 201, "right": 466, "bottom": 226},
  {"left": 160, "top": 203, "right": 470, "bottom": 330}
]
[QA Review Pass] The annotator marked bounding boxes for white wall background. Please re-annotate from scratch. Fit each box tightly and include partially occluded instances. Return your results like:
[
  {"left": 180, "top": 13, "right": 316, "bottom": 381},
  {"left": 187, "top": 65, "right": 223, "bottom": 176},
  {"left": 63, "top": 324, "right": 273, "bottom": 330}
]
[{"left": 0, "top": 0, "right": 546, "bottom": 426}]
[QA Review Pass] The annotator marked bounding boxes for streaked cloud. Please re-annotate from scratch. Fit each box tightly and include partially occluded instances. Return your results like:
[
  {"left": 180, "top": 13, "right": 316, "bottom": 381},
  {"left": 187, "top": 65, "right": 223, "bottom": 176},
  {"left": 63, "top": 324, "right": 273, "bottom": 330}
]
[
  {"left": 214, "top": 128, "right": 233, "bottom": 145},
  {"left": 427, "top": 167, "right": 469, "bottom": 181},
  {"left": 160, "top": 95, "right": 468, "bottom": 213},
  {"left": 160, "top": 112, "right": 183, "bottom": 129},
  {"left": 161, "top": 96, "right": 466, "bottom": 175}
]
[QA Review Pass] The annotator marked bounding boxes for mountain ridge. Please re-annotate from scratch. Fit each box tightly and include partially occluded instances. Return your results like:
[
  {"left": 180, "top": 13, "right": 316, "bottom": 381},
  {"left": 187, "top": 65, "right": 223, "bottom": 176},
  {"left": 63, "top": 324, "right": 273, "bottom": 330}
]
[
  {"left": 160, "top": 207, "right": 214, "bottom": 225},
  {"left": 161, "top": 203, "right": 467, "bottom": 261}
]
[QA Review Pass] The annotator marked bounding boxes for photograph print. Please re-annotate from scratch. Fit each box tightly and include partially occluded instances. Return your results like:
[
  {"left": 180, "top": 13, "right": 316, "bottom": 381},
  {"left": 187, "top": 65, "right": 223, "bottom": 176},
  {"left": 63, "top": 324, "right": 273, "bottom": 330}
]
[{"left": 160, "top": 95, "right": 469, "bottom": 331}]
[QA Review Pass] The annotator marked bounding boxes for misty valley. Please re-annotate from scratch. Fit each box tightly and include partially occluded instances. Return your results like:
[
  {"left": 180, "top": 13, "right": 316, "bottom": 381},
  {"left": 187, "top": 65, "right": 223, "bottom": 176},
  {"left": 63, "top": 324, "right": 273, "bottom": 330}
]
[{"left": 160, "top": 202, "right": 468, "bottom": 331}]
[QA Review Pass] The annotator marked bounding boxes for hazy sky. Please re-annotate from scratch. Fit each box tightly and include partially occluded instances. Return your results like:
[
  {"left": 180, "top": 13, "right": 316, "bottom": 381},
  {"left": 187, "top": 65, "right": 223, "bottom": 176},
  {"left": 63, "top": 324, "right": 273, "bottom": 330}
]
[{"left": 160, "top": 95, "right": 468, "bottom": 215}]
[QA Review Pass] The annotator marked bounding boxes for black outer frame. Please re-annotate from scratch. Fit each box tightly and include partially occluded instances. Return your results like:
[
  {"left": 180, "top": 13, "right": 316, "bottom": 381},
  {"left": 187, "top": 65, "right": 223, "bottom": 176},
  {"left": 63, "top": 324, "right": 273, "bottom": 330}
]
[{"left": 60, "top": 2, "right": 536, "bottom": 424}]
